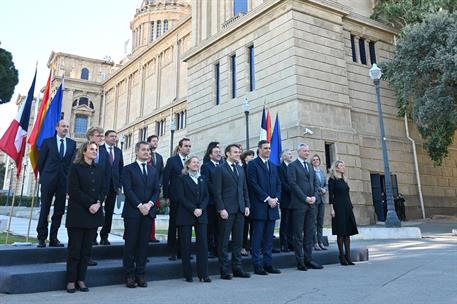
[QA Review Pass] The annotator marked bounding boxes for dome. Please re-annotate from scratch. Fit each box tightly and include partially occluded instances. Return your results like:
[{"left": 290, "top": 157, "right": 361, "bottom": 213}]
[{"left": 137, "top": 0, "right": 191, "bottom": 15}]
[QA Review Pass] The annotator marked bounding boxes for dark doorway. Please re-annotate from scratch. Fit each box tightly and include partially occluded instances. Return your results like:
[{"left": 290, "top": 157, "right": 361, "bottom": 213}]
[{"left": 370, "top": 173, "right": 398, "bottom": 222}]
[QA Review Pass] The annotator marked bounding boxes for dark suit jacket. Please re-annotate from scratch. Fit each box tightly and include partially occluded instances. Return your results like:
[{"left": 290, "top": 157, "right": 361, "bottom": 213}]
[
  {"left": 287, "top": 159, "right": 319, "bottom": 209},
  {"left": 212, "top": 162, "right": 250, "bottom": 214},
  {"left": 163, "top": 154, "right": 184, "bottom": 201},
  {"left": 37, "top": 136, "right": 76, "bottom": 186},
  {"left": 149, "top": 151, "right": 164, "bottom": 185},
  {"left": 121, "top": 162, "right": 160, "bottom": 219},
  {"left": 278, "top": 162, "right": 292, "bottom": 209},
  {"left": 175, "top": 174, "right": 209, "bottom": 226},
  {"left": 200, "top": 161, "right": 219, "bottom": 205},
  {"left": 100, "top": 144, "right": 124, "bottom": 191},
  {"left": 246, "top": 157, "right": 281, "bottom": 221},
  {"left": 66, "top": 162, "right": 105, "bottom": 229}
]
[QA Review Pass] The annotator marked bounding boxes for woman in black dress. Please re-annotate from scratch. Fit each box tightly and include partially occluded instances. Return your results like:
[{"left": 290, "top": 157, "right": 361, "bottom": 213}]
[
  {"left": 176, "top": 156, "right": 211, "bottom": 283},
  {"left": 66, "top": 142, "right": 105, "bottom": 292},
  {"left": 328, "top": 160, "right": 358, "bottom": 266}
]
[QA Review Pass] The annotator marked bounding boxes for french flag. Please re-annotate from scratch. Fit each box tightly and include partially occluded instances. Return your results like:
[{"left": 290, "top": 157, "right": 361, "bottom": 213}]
[
  {"left": 260, "top": 107, "right": 267, "bottom": 141},
  {"left": 0, "top": 70, "right": 36, "bottom": 177}
]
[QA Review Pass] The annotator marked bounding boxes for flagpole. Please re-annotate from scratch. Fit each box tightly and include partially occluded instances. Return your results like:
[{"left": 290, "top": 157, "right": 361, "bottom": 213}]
[
  {"left": 5, "top": 168, "right": 22, "bottom": 244},
  {"left": 26, "top": 179, "right": 38, "bottom": 242}
]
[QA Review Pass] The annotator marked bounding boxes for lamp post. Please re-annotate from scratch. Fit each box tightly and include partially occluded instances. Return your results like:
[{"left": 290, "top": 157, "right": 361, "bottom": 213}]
[
  {"left": 369, "top": 63, "right": 401, "bottom": 228},
  {"left": 119, "top": 134, "right": 125, "bottom": 150},
  {"left": 170, "top": 118, "right": 177, "bottom": 157},
  {"left": 243, "top": 97, "right": 250, "bottom": 150}
]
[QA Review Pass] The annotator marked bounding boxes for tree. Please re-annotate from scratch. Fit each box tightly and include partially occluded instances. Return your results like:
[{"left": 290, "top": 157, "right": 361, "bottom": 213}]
[
  {"left": 0, "top": 45, "right": 19, "bottom": 104},
  {"left": 379, "top": 11, "right": 457, "bottom": 165}
]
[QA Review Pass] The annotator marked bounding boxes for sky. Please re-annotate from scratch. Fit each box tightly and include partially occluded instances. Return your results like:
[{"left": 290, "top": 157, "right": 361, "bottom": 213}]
[{"left": 0, "top": 0, "right": 142, "bottom": 137}]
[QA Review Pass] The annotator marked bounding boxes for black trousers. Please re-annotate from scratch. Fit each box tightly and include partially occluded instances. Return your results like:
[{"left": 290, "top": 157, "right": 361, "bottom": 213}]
[
  {"left": 292, "top": 205, "right": 316, "bottom": 264},
  {"left": 313, "top": 203, "right": 325, "bottom": 244},
  {"left": 179, "top": 224, "right": 208, "bottom": 279},
  {"left": 37, "top": 182, "right": 66, "bottom": 241},
  {"left": 66, "top": 227, "right": 97, "bottom": 283},
  {"left": 279, "top": 208, "right": 293, "bottom": 248},
  {"left": 242, "top": 216, "right": 251, "bottom": 250},
  {"left": 123, "top": 216, "right": 153, "bottom": 277},
  {"left": 167, "top": 202, "right": 180, "bottom": 255},
  {"left": 99, "top": 186, "right": 117, "bottom": 239},
  {"left": 218, "top": 212, "right": 244, "bottom": 274},
  {"left": 206, "top": 204, "right": 218, "bottom": 254}
]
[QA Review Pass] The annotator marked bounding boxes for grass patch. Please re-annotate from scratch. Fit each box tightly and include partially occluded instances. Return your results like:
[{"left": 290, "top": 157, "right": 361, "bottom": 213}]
[{"left": 0, "top": 232, "right": 37, "bottom": 245}]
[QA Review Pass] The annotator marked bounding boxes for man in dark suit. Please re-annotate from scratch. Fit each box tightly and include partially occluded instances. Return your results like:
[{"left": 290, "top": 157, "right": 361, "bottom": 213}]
[
  {"left": 247, "top": 140, "right": 281, "bottom": 275},
  {"left": 147, "top": 135, "right": 164, "bottom": 243},
  {"left": 278, "top": 149, "right": 294, "bottom": 252},
  {"left": 162, "top": 137, "right": 191, "bottom": 260},
  {"left": 212, "top": 144, "right": 251, "bottom": 280},
  {"left": 98, "top": 130, "right": 124, "bottom": 245},
  {"left": 36, "top": 120, "right": 77, "bottom": 247},
  {"left": 288, "top": 143, "right": 323, "bottom": 270},
  {"left": 200, "top": 143, "right": 222, "bottom": 259},
  {"left": 122, "top": 141, "right": 160, "bottom": 288}
]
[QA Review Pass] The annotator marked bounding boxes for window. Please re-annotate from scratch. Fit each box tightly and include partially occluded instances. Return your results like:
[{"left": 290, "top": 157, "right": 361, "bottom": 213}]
[
  {"left": 72, "top": 97, "right": 94, "bottom": 110},
  {"left": 164, "top": 19, "right": 169, "bottom": 33},
  {"left": 175, "top": 111, "right": 186, "bottom": 130},
  {"left": 60, "top": 112, "right": 64, "bottom": 119},
  {"left": 155, "top": 119, "right": 166, "bottom": 136},
  {"left": 125, "top": 134, "right": 132, "bottom": 150},
  {"left": 175, "top": 113, "right": 181, "bottom": 130},
  {"left": 369, "top": 41, "right": 377, "bottom": 65},
  {"left": 156, "top": 20, "right": 162, "bottom": 38},
  {"left": 74, "top": 115, "right": 88, "bottom": 137},
  {"left": 248, "top": 45, "right": 255, "bottom": 91},
  {"left": 359, "top": 38, "right": 367, "bottom": 65},
  {"left": 150, "top": 22, "right": 155, "bottom": 42},
  {"left": 324, "top": 142, "right": 335, "bottom": 171},
  {"left": 350, "top": 35, "right": 357, "bottom": 62},
  {"left": 234, "top": 0, "right": 248, "bottom": 15},
  {"left": 80, "top": 68, "right": 89, "bottom": 80},
  {"left": 230, "top": 54, "right": 237, "bottom": 98},
  {"left": 79, "top": 97, "right": 89, "bottom": 106},
  {"left": 215, "top": 63, "right": 220, "bottom": 105},
  {"left": 138, "top": 127, "right": 148, "bottom": 141}
]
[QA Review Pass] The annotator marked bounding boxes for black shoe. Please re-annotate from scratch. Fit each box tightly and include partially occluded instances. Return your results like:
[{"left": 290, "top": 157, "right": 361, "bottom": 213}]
[
  {"left": 149, "top": 239, "right": 160, "bottom": 243},
  {"left": 168, "top": 254, "right": 177, "bottom": 261},
  {"left": 220, "top": 273, "right": 233, "bottom": 280},
  {"left": 37, "top": 240, "right": 46, "bottom": 248},
  {"left": 199, "top": 276, "right": 212, "bottom": 283},
  {"left": 233, "top": 270, "right": 251, "bottom": 278},
  {"left": 87, "top": 259, "right": 98, "bottom": 266},
  {"left": 49, "top": 239, "right": 64, "bottom": 247},
  {"left": 126, "top": 277, "right": 137, "bottom": 288},
  {"left": 100, "top": 238, "right": 110, "bottom": 246},
  {"left": 92, "top": 240, "right": 99, "bottom": 246},
  {"left": 339, "top": 255, "right": 349, "bottom": 266},
  {"left": 185, "top": 277, "right": 193, "bottom": 283},
  {"left": 66, "top": 283, "right": 76, "bottom": 293},
  {"left": 76, "top": 281, "right": 89, "bottom": 292},
  {"left": 254, "top": 267, "right": 268, "bottom": 275},
  {"left": 264, "top": 266, "right": 281, "bottom": 274},
  {"left": 272, "top": 248, "right": 281, "bottom": 254},
  {"left": 208, "top": 252, "right": 217, "bottom": 259},
  {"left": 313, "top": 244, "right": 321, "bottom": 251},
  {"left": 319, "top": 243, "right": 328, "bottom": 251},
  {"left": 280, "top": 246, "right": 290, "bottom": 252},
  {"left": 305, "top": 261, "right": 323, "bottom": 269},
  {"left": 297, "top": 263, "right": 308, "bottom": 271},
  {"left": 136, "top": 276, "right": 148, "bottom": 287},
  {"left": 345, "top": 255, "right": 355, "bottom": 265}
]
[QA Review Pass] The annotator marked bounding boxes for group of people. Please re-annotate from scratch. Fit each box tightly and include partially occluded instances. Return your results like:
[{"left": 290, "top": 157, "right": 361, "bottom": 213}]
[{"left": 35, "top": 120, "right": 359, "bottom": 293}]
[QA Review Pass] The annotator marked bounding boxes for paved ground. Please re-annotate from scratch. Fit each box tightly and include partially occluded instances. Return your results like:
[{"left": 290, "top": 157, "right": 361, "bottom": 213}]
[{"left": 1, "top": 220, "right": 456, "bottom": 304}]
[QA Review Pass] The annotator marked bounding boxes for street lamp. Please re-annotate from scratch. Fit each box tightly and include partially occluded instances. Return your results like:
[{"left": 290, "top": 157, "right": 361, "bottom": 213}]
[
  {"left": 243, "top": 97, "right": 250, "bottom": 150},
  {"left": 119, "top": 134, "right": 125, "bottom": 150},
  {"left": 170, "top": 117, "right": 177, "bottom": 157},
  {"left": 369, "top": 63, "right": 401, "bottom": 228}
]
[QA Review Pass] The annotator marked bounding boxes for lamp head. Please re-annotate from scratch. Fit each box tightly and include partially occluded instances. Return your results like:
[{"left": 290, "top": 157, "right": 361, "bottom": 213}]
[
  {"left": 243, "top": 97, "right": 250, "bottom": 113},
  {"left": 369, "top": 63, "right": 382, "bottom": 80}
]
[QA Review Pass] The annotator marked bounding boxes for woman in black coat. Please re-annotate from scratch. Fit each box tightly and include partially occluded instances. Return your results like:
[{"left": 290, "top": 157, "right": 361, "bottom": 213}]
[
  {"left": 66, "top": 142, "right": 105, "bottom": 293},
  {"left": 328, "top": 160, "right": 358, "bottom": 266},
  {"left": 175, "top": 156, "right": 211, "bottom": 283}
]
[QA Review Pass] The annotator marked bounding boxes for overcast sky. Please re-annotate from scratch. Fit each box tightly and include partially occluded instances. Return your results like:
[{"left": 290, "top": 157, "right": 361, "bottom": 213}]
[{"left": 0, "top": 0, "right": 141, "bottom": 136}]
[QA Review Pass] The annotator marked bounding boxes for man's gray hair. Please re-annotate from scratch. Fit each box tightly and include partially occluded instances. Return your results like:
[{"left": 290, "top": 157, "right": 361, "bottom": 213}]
[
  {"left": 297, "top": 143, "right": 309, "bottom": 151},
  {"left": 281, "top": 149, "right": 291, "bottom": 160}
]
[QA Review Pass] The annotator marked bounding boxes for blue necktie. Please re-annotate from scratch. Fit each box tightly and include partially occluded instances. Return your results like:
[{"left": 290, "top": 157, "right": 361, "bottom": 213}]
[{"left": 59, "top": 139, "right": 64, "bottom": 158}]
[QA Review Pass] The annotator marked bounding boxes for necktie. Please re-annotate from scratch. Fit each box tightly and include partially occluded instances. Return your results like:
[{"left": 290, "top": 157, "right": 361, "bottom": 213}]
[
  {"left": 141, "top": 163, "right": 147, "bottom": 178},
  {"left": 265, "top": 160, "right": 270, "bottom": 171},
  {"left": 59, "top": 139, "right": 64, "bottom": 158},
  {"left": 303, "top": 161, "right": 309, "bottom": 173},
  {"left": 109, "top": 146, "right": 114, "bottom": 165},
  {"left": 215, "top": 163, "right": 219, "bottom": 167},
  {"left": 231, "top": 163, "right": 239, "bottom": 176},
  {"left": 151, "top": 152, "right": 156, "bottom": 166}
]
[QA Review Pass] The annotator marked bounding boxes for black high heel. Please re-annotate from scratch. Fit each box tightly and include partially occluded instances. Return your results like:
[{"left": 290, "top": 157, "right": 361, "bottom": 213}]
[
  {"left": 199, "top": 277, "right": 211, "bottom": 283},
  {"left": 185, "top": 277, "right": 193, "bottom": 282},
  {"left": 345, "top": 255, "right": 355, "bottom": 265},
  {"left": 66, "top": 282, "right": 76, "bottom": 294},
  {"left": 339, "top": 255, "right": 349, "bottom": 266}
]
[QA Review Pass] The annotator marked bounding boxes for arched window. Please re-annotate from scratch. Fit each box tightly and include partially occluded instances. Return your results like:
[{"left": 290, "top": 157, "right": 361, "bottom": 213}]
[
  {"left": 81, "top": 68, "right": 89, "bottom": 80},
  {"left": 72, "top": 97, "right": 94, "bottom": 110}
]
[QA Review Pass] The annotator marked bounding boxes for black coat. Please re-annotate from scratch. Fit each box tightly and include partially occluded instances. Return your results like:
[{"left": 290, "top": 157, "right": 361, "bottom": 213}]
[
  {"left": 212, "top": 162, "right": 250, "bottom": 214},
  {"left": 200, "top": 161, "right": 219, "bottom": 205},
  {"left": 287, "top": 159, "right": 319, "bottom": 209},
  {"left": 66, "top": 162, "right": 105, "bottom": 229},
  {"left": 149, "top": 151, "right": 164, "bottom": 185},
  {"left": 163, "top": 154, "right": 185, "bottom": 201},
  {"left": 122, "top": 162, "right": 160, "bottom": 219},
  {"left": 100, "top": 144, "right": 124, "bottom": 191},
  {"left": 278, "top": 162, "right": 292, "bottom": 209},
  {"left": 175, "top": 174, "right": 209, "bottom": 226},
  {"left": 37, "top": 136, "right": 76, "bottom": 187}
]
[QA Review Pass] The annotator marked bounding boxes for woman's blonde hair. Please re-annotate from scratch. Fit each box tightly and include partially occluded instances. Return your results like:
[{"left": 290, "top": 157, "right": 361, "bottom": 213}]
[
  {"left": 182, "top": 155, "right": 200, "bottom": 175},
  {"left": 74, "top": 141, "right": 98, "bottom": 164},
  {"left": 329, "top": 160, "right": 347, "bottom": 181}
]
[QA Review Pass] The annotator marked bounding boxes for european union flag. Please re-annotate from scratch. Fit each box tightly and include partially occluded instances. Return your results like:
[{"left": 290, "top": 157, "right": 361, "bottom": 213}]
[{"left": 269, "top": 114, "right": 282, "bottom": 165}]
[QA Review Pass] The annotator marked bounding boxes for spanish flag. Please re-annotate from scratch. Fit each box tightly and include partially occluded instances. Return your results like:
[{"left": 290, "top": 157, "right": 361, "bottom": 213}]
[{"left": 28, "top": 71, "right": 51, "bottom": 177}]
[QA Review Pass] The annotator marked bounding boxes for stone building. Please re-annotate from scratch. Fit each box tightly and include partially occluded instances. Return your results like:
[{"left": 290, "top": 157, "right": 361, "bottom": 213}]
[{"left": 41, "top": 0, "right": 455, "bottom": 223}]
